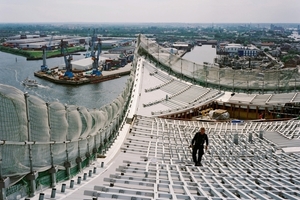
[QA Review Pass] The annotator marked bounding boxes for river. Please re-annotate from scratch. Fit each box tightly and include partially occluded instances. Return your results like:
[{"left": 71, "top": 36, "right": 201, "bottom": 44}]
[
  {"left": 0, "top": 51, "right": 128, "bottom": 109},
  {"left": 288, "top": 31, "right": 300, "bottom": 42},
  {"left": 182, "top": 44, "right": 217, "bottom": 65}
]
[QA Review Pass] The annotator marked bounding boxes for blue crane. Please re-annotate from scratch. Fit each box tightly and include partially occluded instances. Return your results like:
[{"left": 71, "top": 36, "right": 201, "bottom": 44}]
[
  {"left": 60, "top": 39, "right": 74, "bottom": 78},
  {"left": 91, "top": 39, "right": 102, "bottom": 76},
  {"left": 40, "top": 34, "right": 53, "bottom": 71},
  {"left": 90, "top": 29, "right": 96, "bottom": 58},
  {"left": 90, "top": 29, "right": 102, "bottom": 76},
  {"left": 85, "top": 29, "right": 91, "bottom": 58}
]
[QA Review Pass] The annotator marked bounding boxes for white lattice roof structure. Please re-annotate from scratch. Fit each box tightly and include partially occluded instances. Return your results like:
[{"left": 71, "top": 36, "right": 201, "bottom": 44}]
[{"left": 23, "top": 57, "right": 300, "bottom": 200}]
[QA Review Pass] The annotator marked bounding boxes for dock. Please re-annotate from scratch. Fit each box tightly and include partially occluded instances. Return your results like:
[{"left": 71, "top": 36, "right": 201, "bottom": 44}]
[{"left": 34, "top": 63, "right": 132, "bottom": 85}]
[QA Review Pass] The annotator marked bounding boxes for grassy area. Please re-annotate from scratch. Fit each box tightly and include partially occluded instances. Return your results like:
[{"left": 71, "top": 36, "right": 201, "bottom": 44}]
[
  {"left": 0, "top": 46, "right": 85, "bottom": 59},
  {"left": 28, "top": 46, "right": 86, "bottom": 58}
]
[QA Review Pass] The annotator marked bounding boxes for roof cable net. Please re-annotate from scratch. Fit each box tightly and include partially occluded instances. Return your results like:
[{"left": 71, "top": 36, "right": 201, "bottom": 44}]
[{"left": 0, "top": 70, "right": 134, "bottom": 176}]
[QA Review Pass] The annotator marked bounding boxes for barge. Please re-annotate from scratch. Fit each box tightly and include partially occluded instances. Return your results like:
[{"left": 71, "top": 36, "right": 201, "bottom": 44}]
[{"left": 34, "top": 63, "right": 132, "bottom": 85}]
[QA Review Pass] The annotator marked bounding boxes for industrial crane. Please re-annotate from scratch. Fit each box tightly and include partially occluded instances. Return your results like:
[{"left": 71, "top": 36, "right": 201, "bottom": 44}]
[
  {"left": 60, "top": 39, "right": 74, "bottom": 78},
  {"left": 89, "top": 29, "right": 96, "bottom": 59},
  {"left": 85, "top": 29, "right": 91, "bottom": 58},
  {"left": 40, "top": 34, "right": 54, "bottom": 71},
  {"left": 91, "top": 39, "right": 102, "bottom": 76},
  {"left": 90, "top": 29, "right": 102, "bottom": 76}
]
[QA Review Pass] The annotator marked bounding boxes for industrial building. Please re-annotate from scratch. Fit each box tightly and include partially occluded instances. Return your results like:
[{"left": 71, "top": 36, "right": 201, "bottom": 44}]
[
  {"left": 4, "top": 35, "right": 136, "bottom": 52},
  {"left": 3, "top": 35, "right": 87, "bottom": 50},
  {"left": 108, "top": 46, "right": 135, "bottom": 54}
]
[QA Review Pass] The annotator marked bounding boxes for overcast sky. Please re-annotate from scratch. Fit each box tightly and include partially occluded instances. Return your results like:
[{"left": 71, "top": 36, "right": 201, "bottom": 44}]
[{"left": 0, "top": 0, "right": 299, "bottom": 23}]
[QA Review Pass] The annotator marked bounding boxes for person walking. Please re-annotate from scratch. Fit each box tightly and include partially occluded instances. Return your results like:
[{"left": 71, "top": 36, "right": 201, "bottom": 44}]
[{"left": 190, "top": 127, "right": 208, "bottom": 166}]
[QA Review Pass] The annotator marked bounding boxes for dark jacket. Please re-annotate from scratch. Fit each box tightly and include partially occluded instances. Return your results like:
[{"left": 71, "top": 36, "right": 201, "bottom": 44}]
[{"left": 191, "top": 132, "right": 208, "bottom": 147}]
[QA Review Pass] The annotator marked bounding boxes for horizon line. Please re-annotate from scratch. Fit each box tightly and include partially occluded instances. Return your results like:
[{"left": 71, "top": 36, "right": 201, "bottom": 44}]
[{"left": 0, "top": 22, "right": 299, "bottom": 25}]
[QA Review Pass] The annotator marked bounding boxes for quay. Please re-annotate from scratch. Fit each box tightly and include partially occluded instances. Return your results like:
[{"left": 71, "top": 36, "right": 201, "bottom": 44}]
[{"left": 34, "top": 62, "right": 132, "bottom": 85}]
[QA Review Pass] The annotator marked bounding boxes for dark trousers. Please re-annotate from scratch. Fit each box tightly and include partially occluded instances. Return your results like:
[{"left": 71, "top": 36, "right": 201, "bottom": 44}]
[{"left": 192, "top": 146, "right": 204, "bottom": 164}]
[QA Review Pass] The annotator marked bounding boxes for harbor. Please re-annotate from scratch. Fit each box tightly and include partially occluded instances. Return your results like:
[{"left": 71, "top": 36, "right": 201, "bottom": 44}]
[
  {"left": 29, "top": 33, "right": 135, "bottom": 85},
  {"left": 0, "top": 51, "right": 129, "bottom": 109},
  {"left": 2, "top": 30, "right": 135, "bottom": 87}
]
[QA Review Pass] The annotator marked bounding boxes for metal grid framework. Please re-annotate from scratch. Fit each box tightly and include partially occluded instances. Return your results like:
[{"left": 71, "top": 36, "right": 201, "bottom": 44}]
[
  {"left": 140, "top": 60, "right": 300, "bottom": 117},
  {"left": 228, "top": 92, "right": 300, "bottom": 105},
  {"left": 85, "top": 115, "right": 300, "bottom": 200},
  {"left": 142, "top": 62, "right": 223, "bottom": 115}
]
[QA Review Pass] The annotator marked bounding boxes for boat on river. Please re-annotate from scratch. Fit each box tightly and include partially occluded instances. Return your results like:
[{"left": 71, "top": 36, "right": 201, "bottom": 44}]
[{"left": 22, "top": 77, "right": 38, "bottom": 86}]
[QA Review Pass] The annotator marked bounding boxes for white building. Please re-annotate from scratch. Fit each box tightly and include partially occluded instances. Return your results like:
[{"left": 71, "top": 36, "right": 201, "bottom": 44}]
[{"left": 224, "top": 43, "right": 242, "bottom": 56}]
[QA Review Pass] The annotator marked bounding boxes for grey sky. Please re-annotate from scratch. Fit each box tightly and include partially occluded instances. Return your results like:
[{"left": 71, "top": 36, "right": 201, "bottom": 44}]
[{"left": 0, "top": 0, "right": 299, "bottom": 23}]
